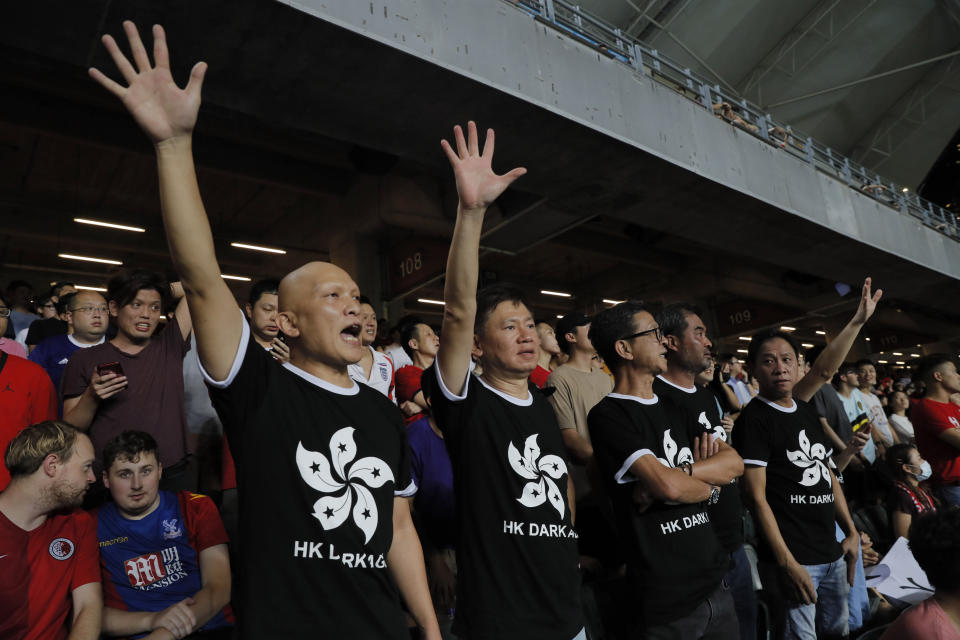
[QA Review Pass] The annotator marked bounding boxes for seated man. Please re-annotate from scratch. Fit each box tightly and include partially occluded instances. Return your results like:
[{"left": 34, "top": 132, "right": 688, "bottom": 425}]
[
  {"left": 96, "top": 431, "right": 232, "bottom": 639},
  {"left": 0, "top": 421, "right": 101, "bottom": 639},
  {"left": 881, "top": 507, "right": 960, "bottom": 640}
]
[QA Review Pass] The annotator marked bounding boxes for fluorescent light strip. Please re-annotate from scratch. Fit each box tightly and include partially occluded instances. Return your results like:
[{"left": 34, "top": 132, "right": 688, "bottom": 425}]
[
  {"left": 231, "top": 242, "right": 287, "bottom": 255},
  {"left": 877, "top": 360, "right": 888, "bottom": 364},
  {"left": 541, "top": 290, "right": 571, "bottom": 298},
  {"left": 417, "top": 298, "right": 445, "bottom": 306},
  {"left": 815, "top": 330, "right": 826, "bottom": 336},
  {"left": 221, "top": 274, "right": 251, "bottom": 282},
  {"left": 911, "top": 354, "right": 920, "bottom": 358},
  {"left": 74, "top": 217, "right": 145, "bottom": 233},
  {"left": 896, "top": 361, "right": 905, "bottom": 365},
  {"left": 602, "top": 299, "right": 625, "bottom": 305},
  {"left": 59, "top": 253, "right": 123, "bottom": 265},
  {"left": 556, "top": 315, "right": 564, "bottom": 319},
  {"left": 892, "top": 352, "right": 903, "bottom": 356},
  {"left": 865, "top": 337, "right": 871, "bottom": 341},
  {"left": 801, "top": 343, "right": 814, "bottom": 348},
  {"left": 75, "top": 284, "right": 107, "bottom": 292},
  {"left": 736, "top": 349, "right": 748, "bottom": 354},
  {"left": 738, "top": 336, "right": 752, "bottom": 342},
  {"left": 780, "top": 326, "right": 796, "bottom": 332}
]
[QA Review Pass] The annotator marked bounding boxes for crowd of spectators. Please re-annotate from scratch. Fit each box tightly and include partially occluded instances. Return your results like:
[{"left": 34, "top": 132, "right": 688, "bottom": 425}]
[{"left": 2, "top": 21, "right": 960, "bottom": 640}]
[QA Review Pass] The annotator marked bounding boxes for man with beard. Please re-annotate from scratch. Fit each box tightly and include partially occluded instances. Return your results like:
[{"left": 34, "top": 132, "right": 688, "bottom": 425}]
[
  {"left": 653, "top": 303, "right": 754, "bottom": 640},
  {"left": 0, "top": 421, "right": 101, "bottom": 639}
]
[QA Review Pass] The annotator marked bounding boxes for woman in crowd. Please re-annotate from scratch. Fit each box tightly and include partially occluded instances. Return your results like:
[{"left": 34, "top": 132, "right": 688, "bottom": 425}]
[
  {"left": 886, "top": 444, "right": 937, "bottom": 539},
  {"left": 886, "top": 391, "right": 915, "bottom": 445}
]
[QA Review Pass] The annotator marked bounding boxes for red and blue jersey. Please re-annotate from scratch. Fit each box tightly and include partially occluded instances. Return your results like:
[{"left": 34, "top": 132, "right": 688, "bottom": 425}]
[{"left": 95, "top": 491, "right": 233, "bottom": 635}]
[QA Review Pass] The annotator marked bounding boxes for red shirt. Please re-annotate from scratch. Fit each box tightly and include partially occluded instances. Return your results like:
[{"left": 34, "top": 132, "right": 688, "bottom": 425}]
[
  {"left": 913, "top": 397, "right": 960, "bottom": 484},
  {"left": 529, "top": 365, "right": 551, "bottom": 389},
  {"left": 0, "top": 352, "right": 58, "bottom": 490},
  {"left": 395, "top": 365, "right": 427, "bottom": 424},
  {"left": 0, "top": 508, "right": 100, "bottom": 640}
]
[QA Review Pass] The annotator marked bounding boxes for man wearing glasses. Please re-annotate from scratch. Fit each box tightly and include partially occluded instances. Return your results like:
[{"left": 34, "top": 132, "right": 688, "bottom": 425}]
[
  {"left": 29, "top": 291, "right": 108, "bottom": 393},
  {"left": 587, "top": 301, "right": 742, "bottom": 638}
]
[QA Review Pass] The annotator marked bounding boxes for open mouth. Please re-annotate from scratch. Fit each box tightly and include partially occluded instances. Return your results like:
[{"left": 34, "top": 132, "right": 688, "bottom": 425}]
[
  {"left": 341, "top": 323, "right": 362, "bottom": 345},
  {"left": 135, "top": 322, "right": 151, "bottom": 332}
]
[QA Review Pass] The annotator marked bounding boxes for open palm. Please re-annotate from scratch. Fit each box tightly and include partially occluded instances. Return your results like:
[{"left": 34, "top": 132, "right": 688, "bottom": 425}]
[
  {"left": 89, "top": 22, "right": 205, "bottom": 144},
  {"left": 852, "top": 277, "right": 883, "bottom": 325},
  {"left": 441, "top": 121, "right": 526, "bottom": 211}
]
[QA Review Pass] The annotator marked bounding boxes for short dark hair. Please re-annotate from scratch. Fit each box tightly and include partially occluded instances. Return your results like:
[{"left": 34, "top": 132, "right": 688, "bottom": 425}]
[
  {"left": 52, "top": 282, "right": 75, "bottom": 297},
  {"left": 837, "top": 361, "right": 858, "bottom": 376},
  {"left": 656, "top": 303, "right": 703, "bottom": 341},
  {"left": 886, "top": 443, "right": 915, "bottom": 479},
  {"left": 746, "top": 329, "right": 800, "bottom": 368},
  {"left": 589, "top": 300, "right": 650, "bottom": 372},
  {"left": 399, "top": 316, "right": 426, "bottom": 360},
  {"left": 717, "top": 352, "right": 736, "bottom": 365},
  {"left": 909, "top": 507, "right": 960, "bottom": 592},
  {"left": 6, "top": 279, "right": 31, "bottom": 294},
  {"left": 358, "top": 295, "right": 372, "bottom": 307},
  {"left": 475, "top": 284, "right": 528, "bottom": 336},
  {"left": 917, "top": 354, "right": 956, "bottom": 384},
  {"left": 556, "top": 313, "right": 592, "bottom": 355},
  {"left": 102, "top": 431, "right": 160, "bottom": 470},
  {"left": 57, "top": 292, "right": 77, "bottom": 315},
  {"left": 107, "top": 269, "right": 169, "bottom": 310},
  {"left": 855, "top": 359, "right": 875, "bottom": 370},
  {"left": 248, "top": 279, "right": 280, "bottom": 306}
]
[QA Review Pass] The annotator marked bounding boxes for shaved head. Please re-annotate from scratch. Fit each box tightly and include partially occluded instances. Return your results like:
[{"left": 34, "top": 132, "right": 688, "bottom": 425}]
[{"left": 278, "top": 262, "right": 354, "bottom": 314}]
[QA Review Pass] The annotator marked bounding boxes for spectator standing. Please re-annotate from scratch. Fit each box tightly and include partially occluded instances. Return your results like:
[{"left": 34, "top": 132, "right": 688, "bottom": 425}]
[
  {"left": 0, "top": 293, "right": 27, "bottom": 358},
  {"left": 24, "top": 283, "right": 75, "bottom": 352},
  {"left": 735, "top": 278, "right": 880, "bottom": 640},
  {"left": 654, "top": 303, "right": 755, "bottom": 640},
  {"left": 0, "top": 421, "right": 101, "bottom": 639},
  {"left": 348, "top": 296, "right": 396, "bottom": 401},
  {"left": 61, "top": 272, "right": 195, "bottom": 492},
  {"left": 888, "top": 390, "right": 916, "bottom": 444},
  {"left": 589, "top": 301, "right": 741, "bottom": 638},
  {"left": 547, "top": 313, "right": 613, "bottom": 498},
  {"left": 834, "top": 363, "right": 881, "bottom": 460},
  {"left": 858, "top": 360, "right": 899, "bottom": 447},
  {"left": 89, "top": 23, "right": 439, "bottom": 639},
  {"left": 29, "top": 291, "right": 108, "bottom": 393},
  {"left": 384, "top": 322, "right": 414, "bottom": 370},
  {"left": 886, "top": 444, "right": 937, "bottom": 540},
  {"left": 395, "top": 319, "right": 439, "bottom": 424},
  {"left": 530, "top": 321, "right": 561, "bottom": 389},
  {"left": 6, "top": 280, "right": 38, "bottom": 337},
  {"left": 243, "top": 279, "right": 289, "bottom": 364},
  {"left": 721, "top": 354, "right": 753, "bottom": 408},
  {"left": 430, "top": 121, "right": 584, "bottom": 639},
  {"left": 880, "top": 508, "right": 960, "bottom": 640},
  {"left": 95, "top": 431, "right": 232, "bottom": 639},
  {"left": 911, "top": 355, "right": 960, "bottom": 507}
]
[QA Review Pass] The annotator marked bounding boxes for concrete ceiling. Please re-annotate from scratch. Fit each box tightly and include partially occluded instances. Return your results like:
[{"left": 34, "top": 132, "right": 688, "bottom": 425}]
[{"left": 575, "top": 0, "right": 960, "bottom": 187}]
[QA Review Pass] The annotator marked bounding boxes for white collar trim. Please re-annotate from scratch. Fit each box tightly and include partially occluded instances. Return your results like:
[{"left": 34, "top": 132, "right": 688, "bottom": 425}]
[
  {"left": 608, "top": 392, "right": 659, "bottom": 405},
  {"left": 283, "top": 362, "right": 360, "bottom": 396},
  {"left": 67, "top": 334, "right": 105, "bottom": 348},
  {"left": 656, "top": 374, "right": 696, "bottom": 394},
  {"left": 758, "top": 395, "right": 797, "bottom": 413},
  {"left": 477, "top": 375, "right": 532, "bottom": 406}
]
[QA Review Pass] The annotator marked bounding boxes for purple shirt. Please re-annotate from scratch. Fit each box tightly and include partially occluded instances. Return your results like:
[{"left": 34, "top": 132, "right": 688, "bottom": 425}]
[{"left": 407, "top": 417, "right": 456, "bottom": 549}]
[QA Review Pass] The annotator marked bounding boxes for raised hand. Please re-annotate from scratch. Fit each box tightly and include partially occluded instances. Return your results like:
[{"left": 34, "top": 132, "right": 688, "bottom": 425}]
[
  {"left": 89, "top": 22, "right": 206, "bottom": 145},
  {"left": 441, "top": 121, "right": 526, "bottom": 213},
  {"left": 851, "top": 277, "right": 883, "bottom": 326}
]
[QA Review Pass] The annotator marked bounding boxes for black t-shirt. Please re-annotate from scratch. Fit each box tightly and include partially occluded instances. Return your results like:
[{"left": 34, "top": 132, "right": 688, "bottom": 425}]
[
  {"left": 204, "top": 319, "right": 414, "bottom": 640},
  {"left": 654, "top": 375, "right": 744, "bottom": 553},
  {"left": 588, "top": 393, "right": 729, "bottom": 627},
  {"left": 426, "top": 364, "right": 583, "bottom": 640},
  {"left": 25, "top": 317, "right": 67, "bottom": 346},
  {"left": 733, "top": 396, "right": 841, "bottom": 566}
]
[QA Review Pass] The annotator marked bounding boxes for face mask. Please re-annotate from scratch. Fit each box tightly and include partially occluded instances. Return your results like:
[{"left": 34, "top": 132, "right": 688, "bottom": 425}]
[{"left": 912, "top": 460, "right": 933, "bottom": 482}]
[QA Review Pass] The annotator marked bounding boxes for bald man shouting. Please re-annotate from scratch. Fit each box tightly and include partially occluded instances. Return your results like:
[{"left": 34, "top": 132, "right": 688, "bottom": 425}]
[{"left": 90, "top": 22, "right": 440, "bottom": 640}]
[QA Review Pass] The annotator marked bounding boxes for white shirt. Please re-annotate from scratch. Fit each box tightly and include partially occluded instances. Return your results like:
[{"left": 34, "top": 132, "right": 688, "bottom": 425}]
[
  {"left": 348, "top": 346, "right": 396, "bottom": 403},
  {"left": 860, "top": 390, "right": 895, "bottom": 446},
  {"left": 384, "top": 344, "right": 413, "bottom": 370},
  {"left": 888, "top": 413, "right": 915, "bottom": 443}
]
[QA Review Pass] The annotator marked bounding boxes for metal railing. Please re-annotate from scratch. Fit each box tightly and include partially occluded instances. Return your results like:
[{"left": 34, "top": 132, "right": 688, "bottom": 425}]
[{"left": 509, "top": 0, "right": 960, "bottom": 240}]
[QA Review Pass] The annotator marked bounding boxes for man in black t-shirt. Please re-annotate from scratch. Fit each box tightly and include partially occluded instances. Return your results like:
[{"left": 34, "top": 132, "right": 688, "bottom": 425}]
[
  {"left": 653, "top": 303, "right": 755, "bottom": 640},
  {"left": 588, "top": 300, "right": 742, "bottom": 638},
  {"left": 89, "top": 23, "right": 439, "bottom": 640},
  {"left": 432, "top": 121, "right": 584, "bottom": 640},
  {"left": 734, "top": 279, "right": 882, "bottom": 640}
]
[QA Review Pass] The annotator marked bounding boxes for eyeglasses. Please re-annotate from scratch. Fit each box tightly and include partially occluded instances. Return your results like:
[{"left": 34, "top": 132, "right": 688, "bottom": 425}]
[
  {"left": 71, "top": 305, "right": 109, "bottom": 315},
  {"left": 620, "top": 326, "right": 663, "bottom": 343},
  {"left": 0, "top": 307, "right": 9, "bottom": 318}
]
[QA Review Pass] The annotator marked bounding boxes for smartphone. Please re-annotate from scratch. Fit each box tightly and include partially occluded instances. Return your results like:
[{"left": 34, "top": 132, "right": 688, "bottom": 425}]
[
  {"left": 96, "top": 361, "right": 125, "bottom": 378},
  {"left": 851, "top": 414, "right": 870, "bottom": 433}
]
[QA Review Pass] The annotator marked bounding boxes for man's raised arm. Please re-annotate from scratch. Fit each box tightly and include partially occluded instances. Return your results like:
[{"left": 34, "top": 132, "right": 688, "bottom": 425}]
[
  {"left": 437, "top": 122, "right": 525, "bottom": 394},
  {"left": 89, "top": 22, "right": 241, "bottom": 380},
  {"left": 794, "top": 277, "right": 882, "bottom": 403}
]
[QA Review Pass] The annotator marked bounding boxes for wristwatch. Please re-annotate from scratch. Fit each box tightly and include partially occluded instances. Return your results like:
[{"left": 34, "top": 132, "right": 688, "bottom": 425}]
[{"left": 707, "top": 486, "right": 721, "bottom": 505}]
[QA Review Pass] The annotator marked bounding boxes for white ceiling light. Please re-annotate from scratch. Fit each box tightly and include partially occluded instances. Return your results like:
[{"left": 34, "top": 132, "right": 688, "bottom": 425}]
[
  {"left": 780, "top": 326, "right": 796, "bottom": 332},
  {"left": 815, "top": 330, "right": 826, "bottom": 335},
  {"left": 541, "top": 290, "right": 572, "bottom": 298},
  {"left": 801, "top": 343, "right": 814, "bottom": 348},
  {"left": 736, "top": 349, "right": 748, "bottom": 354},
  {"left": 59, "top": 253, "right": 123, "bottom": 265},
  {"left": 75, "top": 284, "right": 107, "bottom": 292},
  {"left": 738, "top": 336, "right": 752, "bottom": 341},
  {"left": 74, "top": 217, "right": 145, "bottom": 233},
  {"left": 602, "top": 299, "right": 625, "bottom": 305},
  {"left": 221, "top": 274, "right": 251, "bottom": 282},
  {"left": 417, "top": 298, "right": 445, "bottom": 306},
  {"left": 230, "top": 242, "right": 287, "bottom": 255}
]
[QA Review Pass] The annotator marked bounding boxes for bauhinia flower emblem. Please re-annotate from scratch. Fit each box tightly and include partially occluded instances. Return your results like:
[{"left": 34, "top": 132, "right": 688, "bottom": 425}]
[
  {"left": 698, "top": 411, "right": 727, "bottom": 443},
  {"left": 657, "top": 429, "right": 693, "bottom": 469},
  {"left": 508, "top": 434, "right": 568, "bottom": 519},
  {"left": 787, "top": 429, "right": 831, "bottom": 488},
  {"left": 296, "top": 427, "right": 394, "bottom": 544}
]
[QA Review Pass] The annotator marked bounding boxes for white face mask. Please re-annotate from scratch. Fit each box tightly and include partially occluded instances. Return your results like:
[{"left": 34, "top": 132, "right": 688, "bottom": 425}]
[{"left": 911, "top": 460, "right": 933, "bottom": 482}]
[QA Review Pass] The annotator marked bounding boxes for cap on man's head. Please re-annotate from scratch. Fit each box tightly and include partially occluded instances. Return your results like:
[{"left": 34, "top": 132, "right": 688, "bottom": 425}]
[{"left": 556, "top": 313, "right": 592, "bottom": 355}]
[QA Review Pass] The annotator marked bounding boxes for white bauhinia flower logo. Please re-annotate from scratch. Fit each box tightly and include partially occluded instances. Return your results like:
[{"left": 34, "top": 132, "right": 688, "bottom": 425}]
[
  {"left": 698, "top": 411, "right": 727, "bottom": 443},
  {"left": 787, "top": 430, "right": 832, "bottom": 488},
  {"left": 657, "top": 429, "right": 693, "bottom": 468},
  {"left": 508, "top": 434, "right": 568, "bottom": 519},
  {"left": 296, "top": 427, "right": 394, "bottom": 544}
]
